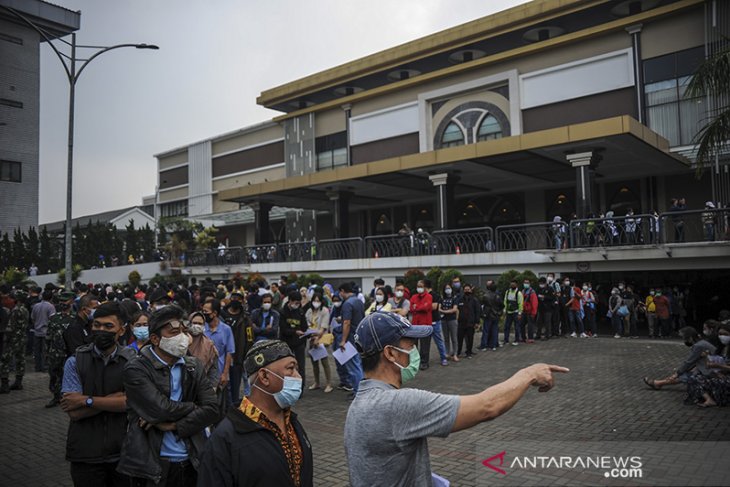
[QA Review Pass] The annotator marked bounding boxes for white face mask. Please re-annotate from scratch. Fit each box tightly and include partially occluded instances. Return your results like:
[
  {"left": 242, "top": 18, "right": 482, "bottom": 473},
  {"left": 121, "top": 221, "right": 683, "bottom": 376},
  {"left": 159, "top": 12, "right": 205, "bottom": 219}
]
[
  {"left": 159, "top": 333, "right": 189, "bottom": 358},
  {"left": 547, "top": 277, "right": 554, "bottom": 283},
  {"left": 582, "top": 286, "right": 588, "bottom": 291},
  {"left": 333, "top": 301, "right": 342, "bottom": 308},
  {"left": 375, "top": 294, "right": 384, "bottom": 303},
  {"left": 720, "top": 335, "right": 730, "bottom": 345},
  {"left": 444, "top": 288, "right": 452, "bottom": 295},
  {"left": 188, "top": 324, "right": 204, "bottom": 336},
  {"left": 312, "top": 302, "right": 321, "bottom": 309},
  {"left": 395, "top": 290, "right": 404, "bottom": 298},
  {"left": 417, "top": 287, "right": 425, "bottom": 294},
  {"left": 262, "top": 302, "right": 272, "bottom": 311}
]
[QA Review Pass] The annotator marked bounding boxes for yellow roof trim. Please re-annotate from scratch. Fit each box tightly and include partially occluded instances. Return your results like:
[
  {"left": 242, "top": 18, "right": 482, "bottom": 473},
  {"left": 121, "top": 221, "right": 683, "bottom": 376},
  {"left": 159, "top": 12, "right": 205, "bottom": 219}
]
[
  {"left": 218, "top": 116, "right": 685, "bottom": 203},
  {"left": 269, "top": 0, "right": 703, "bottom": 122}
]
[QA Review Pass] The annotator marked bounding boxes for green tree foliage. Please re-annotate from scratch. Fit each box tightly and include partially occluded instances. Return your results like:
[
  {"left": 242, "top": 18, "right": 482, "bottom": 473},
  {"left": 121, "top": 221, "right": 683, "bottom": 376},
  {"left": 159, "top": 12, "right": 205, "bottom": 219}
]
[
  {"left": 128, "top": 270, "right": 142, "bottom": 288},
  {"left": 125, "top": 220, "right": 139, "bottom": 259},
  {"left": 496, "top": 269, "right": 538, "bottom": 292},
  {"left": 426, "top": 267, "right": 443, "bottom": 290},
  {"left": 0, "top": 267, "right": 30, "bottom": 287},
  {"left": 438, "top": 268, "right": 464, "bottom": 292},
  {"left": 57, "top": 264, "right": 83, "bottom": 285},
  {"left": 403, "top": 268, "right": 426, "bottom": 294},
  {"left": 194, "top": 225, "right": 219, "bottom": 250},
  {"left": 686, "top": 43, "right": 730, "bottom": 175}
]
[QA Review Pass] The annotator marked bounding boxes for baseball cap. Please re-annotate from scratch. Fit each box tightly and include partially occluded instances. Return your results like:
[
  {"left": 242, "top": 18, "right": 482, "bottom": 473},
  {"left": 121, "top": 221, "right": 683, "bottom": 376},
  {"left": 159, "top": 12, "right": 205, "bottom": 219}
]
[{"left": 354, "top": 312, "right": 432, "bottom": 357}]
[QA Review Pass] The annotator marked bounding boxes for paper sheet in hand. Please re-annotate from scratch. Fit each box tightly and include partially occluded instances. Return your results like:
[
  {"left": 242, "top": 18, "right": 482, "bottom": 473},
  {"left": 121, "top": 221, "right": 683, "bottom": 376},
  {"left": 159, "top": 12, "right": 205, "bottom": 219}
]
[
  {"left": 303, "top": 328, "right": 320, "bottom": 337},
  {"left": 332, "top": 342, "right": 358, "bottom": 365},
  {"left": 308, "top": 344, "right": 328, "bottom": 362},
  {"left": 431, "top": 473, "right": 450, "bottom": 487}
]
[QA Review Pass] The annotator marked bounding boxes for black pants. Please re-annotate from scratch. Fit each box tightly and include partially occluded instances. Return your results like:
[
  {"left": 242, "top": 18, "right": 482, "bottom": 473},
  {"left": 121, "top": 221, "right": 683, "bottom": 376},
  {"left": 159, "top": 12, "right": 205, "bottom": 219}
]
[
  {"left": 48, "top": 361, "right": 64, "bottom": 399},
  {"left": 33, "top": 336, "right": 46, "bottom": 371},
  {"left": 70, "top": 461, "right": 128, "bottom": 487},
  {"left": 132, "top": 460, "right": 197, "bottom": 487},
  {"left": 229, "top": 363, "right": 244, "bottom": 407},
  {"left": 419, "top": 337, "right": 431, "bottom": 365},
  {"left": 457, "top": 324, "right": 474, "bottom": 356}
]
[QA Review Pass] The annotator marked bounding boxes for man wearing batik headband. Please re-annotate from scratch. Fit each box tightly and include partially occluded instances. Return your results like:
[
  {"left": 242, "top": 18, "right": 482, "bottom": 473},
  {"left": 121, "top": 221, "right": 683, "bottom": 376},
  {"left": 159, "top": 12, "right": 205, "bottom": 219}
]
[
  {"left": 118, "top": 305, "right": 218, "bottom": 487},
  {"left": 198, "top": 339, "right": 313, "bottom": 487}
]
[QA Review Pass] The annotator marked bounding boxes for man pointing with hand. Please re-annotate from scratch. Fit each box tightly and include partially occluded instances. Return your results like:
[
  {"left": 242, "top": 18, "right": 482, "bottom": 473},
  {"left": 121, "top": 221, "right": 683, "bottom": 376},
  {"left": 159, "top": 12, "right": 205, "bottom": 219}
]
[{"left": 345, "top": 311, "right": 569, "bottom": 487}]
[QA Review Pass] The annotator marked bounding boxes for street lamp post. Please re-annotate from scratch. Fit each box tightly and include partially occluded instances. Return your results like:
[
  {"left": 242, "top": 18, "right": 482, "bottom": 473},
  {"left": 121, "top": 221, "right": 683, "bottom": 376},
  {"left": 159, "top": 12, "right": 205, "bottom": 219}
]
[{"left": 1, "top": 6, "right": 158, "bottom": 288}]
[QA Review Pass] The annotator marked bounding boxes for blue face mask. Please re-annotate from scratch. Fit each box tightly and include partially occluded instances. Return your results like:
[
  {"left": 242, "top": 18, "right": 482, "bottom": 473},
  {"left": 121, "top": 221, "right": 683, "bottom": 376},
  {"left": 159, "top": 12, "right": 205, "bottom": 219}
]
[
  {"left": 254, "top": 369, "right": 302, "bottom": 409},
  {"left": 87, "top": 308, "right": 96, "bottom": 322},
  {"left": 133, "top": 326, "right": 149, "bottom": 341}
]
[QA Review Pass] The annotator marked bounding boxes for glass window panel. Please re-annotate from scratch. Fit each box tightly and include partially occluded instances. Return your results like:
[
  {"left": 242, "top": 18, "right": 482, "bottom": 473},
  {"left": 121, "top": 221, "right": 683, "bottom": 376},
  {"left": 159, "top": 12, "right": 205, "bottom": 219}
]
[
  {"left": 646, "top": 104, "right": 680, "bottom": 146},
  {"left": 441, "top": 122, "right": 465, "bottom": 147},
  {"left": 332, "top": 148, "right": 348, "bottom": 167},
  {"left": 317, "top": 151, "right": 333, "bottom": 171},
  {"left": 477, "top": 115, "right": 502, "bottom": 141},
  {"left": 679, "top": 97, "right": 706, "bottom": 146},
  {"left": 643, "top": 53, "right": 676, "bottom": 84},
  {"left": 676, "top": 46, "right": 705, "bottom": 78},
  {"left": 645, "top": 80, "right": 678, "bottom": 105}
]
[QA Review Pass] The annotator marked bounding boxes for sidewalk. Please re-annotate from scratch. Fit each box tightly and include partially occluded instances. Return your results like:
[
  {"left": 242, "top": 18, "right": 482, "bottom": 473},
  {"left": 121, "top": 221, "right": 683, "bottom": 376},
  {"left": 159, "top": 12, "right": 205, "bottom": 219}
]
[{"left": 1, "top": 336, "right": 728, "bottom": 486}]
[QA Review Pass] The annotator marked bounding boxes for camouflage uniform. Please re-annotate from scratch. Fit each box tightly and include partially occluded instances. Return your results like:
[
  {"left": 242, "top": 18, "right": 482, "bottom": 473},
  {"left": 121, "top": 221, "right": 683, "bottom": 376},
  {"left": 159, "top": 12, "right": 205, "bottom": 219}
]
[
  {"left": 45, "top": 309, "right": 72, "bottom": 401},
  {"left": 0, "top": 303, "right": 29, "bottom": 381}
]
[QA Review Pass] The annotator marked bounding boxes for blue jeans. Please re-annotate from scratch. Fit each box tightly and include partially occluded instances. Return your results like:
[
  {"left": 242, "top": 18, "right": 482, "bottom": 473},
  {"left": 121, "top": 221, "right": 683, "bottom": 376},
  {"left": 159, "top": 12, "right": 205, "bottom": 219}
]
[
  {"left": 481, "top": 318, "right": 499, "bottom": 349},
  {"left": 568, "top": 309, "right": 584, "bottom": 334},
  {"left": 504, "top": 313, "right": 521, "bottom": 343},
  {"left": 611, "top": 313, "right": 623, "bottom": 335},
  {"left": 432, "top": 321, "right": 447, "bottom": 361},
  {"left": 343, "top": 343, "right": 363, "bottom": 393}
]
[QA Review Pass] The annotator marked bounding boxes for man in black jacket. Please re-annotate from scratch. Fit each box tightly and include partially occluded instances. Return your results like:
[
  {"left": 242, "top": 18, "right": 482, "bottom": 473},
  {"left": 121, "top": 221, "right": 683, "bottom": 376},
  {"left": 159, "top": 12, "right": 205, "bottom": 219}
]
[
  {"left": 279, "top": 291, "right": 308, "bottom": 389},
  {"left": 198, "top": 339, "right": 313, "bottom": 487},
  {"left": 63, "top": 293, "right": 99, "bottom": 357},
  {"left": 60, "top": 301, "right": 136, "bottom": 487},
  {"left": 117, "top": 305, "right": 218, "bottom": 487}
]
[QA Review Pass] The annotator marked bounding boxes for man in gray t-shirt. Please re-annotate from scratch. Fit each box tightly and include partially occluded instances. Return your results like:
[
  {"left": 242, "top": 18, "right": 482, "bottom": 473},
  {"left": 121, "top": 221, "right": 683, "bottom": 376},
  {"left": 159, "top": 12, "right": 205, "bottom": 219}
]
[{"left": 345, "top": 311, "right": 568, "bottom": 486}]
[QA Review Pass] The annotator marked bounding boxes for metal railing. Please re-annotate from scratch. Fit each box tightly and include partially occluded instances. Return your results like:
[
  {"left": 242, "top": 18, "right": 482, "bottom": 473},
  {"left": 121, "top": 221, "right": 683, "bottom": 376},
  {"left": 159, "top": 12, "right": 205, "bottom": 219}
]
[
  {"left": 431, "top": 227, "right": 495, "bottom": 254},
  {"left": 364, "top": 232, "right": 432, "bottom": 258},
  {"left": 168, "top": 212, "right": 729, "bottom": 268},
  {"left": 659, "top": 208, "right": 729, "bottom": 244},
  {"left": 569, "top": 214, "right": 660, "bottom": 248},
  {"left": 496, "top": 221, "right": 568, "bottom": 251},
  {"left": 317, "top": 237, "right": 363, "bottom": 260}
]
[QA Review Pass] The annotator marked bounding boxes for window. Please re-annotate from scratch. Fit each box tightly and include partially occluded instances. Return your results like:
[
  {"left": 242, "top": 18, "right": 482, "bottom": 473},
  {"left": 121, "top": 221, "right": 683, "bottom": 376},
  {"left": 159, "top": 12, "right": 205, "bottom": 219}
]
[
  {"left": 0, "top": 98, "right": 23, "bottom": 109},
  {"left": 441, "top": 122, "right": 465, "bottom": 148},
  {"left": 643, "top": 46, "right": 706, "bottom": 147},
  {"left": 476, "top": 114, "right": 502, "bottom": 141},
  {"left": 159, "top": 200, "right": 188, "bottom": 218},
  {"left": 315, "top": 131, "right": 348, "bottom": 171},
  {"left": 0, "top": 161, "right": 21, "bottom": 183}
]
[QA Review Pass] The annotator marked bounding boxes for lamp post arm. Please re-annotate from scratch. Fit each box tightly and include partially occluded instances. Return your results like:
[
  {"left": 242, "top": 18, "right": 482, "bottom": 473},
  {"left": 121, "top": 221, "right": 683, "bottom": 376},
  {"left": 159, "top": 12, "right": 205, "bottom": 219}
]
[
  {"left": 74, "top": 44, "right": 147, "bottom": 83},
  {"left": 0, "top": 5, "right": 73, "bottom": 81}
]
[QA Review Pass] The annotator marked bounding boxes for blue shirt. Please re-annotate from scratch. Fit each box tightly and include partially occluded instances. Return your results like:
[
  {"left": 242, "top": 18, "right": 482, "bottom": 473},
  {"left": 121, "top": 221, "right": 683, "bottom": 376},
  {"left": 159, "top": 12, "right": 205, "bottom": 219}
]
[
  {"left": 341, "top": 296, "right": 365, "bottom": 342},
  {"left": 204, "top": 321, "right": 235, "bottom": 375},
  {"left": 61, "top": 346, "right": 119, "bottom": 393},
  {"left": 150, "top": 348, "right": 188, "bottom": 461}
]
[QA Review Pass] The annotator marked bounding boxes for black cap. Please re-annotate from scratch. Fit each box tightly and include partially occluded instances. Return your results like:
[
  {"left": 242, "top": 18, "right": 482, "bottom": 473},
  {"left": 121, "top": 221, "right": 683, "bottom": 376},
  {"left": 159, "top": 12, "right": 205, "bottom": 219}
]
[{"left": 244, "top": 340, "right": 295, "bottom": 375}]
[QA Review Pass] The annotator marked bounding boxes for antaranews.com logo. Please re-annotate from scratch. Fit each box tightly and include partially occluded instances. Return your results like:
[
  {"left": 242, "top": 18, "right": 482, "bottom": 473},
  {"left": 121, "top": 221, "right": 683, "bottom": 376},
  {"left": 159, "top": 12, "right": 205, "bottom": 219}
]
[{"left": 483, "top": 451, "right": 643, "bottom": 479}]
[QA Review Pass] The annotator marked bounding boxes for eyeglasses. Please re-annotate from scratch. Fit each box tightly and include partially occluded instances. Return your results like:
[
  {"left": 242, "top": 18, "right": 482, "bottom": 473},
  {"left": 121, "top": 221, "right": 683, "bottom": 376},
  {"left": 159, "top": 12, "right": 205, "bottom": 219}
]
[{"left": 163, "top": 320, "right": 189, "bottom": 330}]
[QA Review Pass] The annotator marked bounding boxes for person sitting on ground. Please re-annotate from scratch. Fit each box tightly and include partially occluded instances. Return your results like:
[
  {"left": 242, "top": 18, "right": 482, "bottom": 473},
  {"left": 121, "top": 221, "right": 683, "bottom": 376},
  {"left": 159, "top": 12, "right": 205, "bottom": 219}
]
[
  {"left": 686, "top": 323, "right": 730, "bottom": 407},
  {"left": 643, "top": 326, "right": 716, "bottom": 390}
]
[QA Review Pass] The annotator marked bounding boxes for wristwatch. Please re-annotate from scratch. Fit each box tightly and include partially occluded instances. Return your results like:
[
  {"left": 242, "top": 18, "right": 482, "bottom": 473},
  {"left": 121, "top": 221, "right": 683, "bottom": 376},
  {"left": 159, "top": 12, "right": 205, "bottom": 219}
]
[{"left": 85, "top": 396, "right": 94, "bottom": 408}]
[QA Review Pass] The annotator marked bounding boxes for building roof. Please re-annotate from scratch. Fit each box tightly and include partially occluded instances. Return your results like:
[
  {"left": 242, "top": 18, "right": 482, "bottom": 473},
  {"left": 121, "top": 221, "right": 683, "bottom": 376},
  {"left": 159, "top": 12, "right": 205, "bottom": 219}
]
[
  {"left": 42, "top": 205, "right": 153, "bottom": 233},
  {"left": 257, "top": 0, "right": 696, "bottom": 115},
  {"left": 0, "top": 0, "right": 80, "bottom": 39}
]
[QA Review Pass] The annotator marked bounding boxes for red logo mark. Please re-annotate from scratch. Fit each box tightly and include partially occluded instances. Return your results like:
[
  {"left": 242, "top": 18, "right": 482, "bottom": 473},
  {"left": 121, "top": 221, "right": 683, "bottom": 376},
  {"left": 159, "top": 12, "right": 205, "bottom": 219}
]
[{"left": 482, "top": 451, "right": 507, "bottom": 475}]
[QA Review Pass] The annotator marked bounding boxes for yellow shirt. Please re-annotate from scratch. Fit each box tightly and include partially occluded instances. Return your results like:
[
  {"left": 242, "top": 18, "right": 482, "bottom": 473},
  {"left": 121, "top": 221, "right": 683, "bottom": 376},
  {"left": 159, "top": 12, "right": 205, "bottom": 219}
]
[{"left": 645, "top": 295, "right": 656, "bottom": 313}]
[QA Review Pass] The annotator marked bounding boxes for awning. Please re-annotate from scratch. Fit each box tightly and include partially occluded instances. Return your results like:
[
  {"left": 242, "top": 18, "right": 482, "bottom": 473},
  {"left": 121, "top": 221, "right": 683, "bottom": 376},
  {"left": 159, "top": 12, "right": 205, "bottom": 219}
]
[{"left": 218, "top": 116, "right": 689, "bottom": 212}]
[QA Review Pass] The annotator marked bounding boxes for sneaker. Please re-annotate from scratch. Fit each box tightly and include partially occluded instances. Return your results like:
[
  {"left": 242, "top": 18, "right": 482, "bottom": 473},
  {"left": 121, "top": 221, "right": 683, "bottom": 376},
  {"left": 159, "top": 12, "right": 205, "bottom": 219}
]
[
  {"left": 323, "top": 385, "right": 333, "bottom": 393},
  {"left": 491, "top": 347, "right": 497, "bottom": 351},
  {"left": 477, "top": 347, "right": 487, "bottom": 352},
  {"left": 614, "top": 334, "right": 621, "bottom": 339},
  {"left": 308, "top": 383, "right": 320, "bottom": 391},
  {"left": 579, "top": 333, "right": 588, "bottom": 338},
  {"left": 570, "top": 332, "right": 577, "bottom": 338},
  {"left": 338, "top": 384, "right": 353, "bottom": 392},
  {"left": 441, "top": 360, "right": 449, "bottom": 366},
  {"left": 466, "top": 353, "right": 473, "bottom": 359},
  {"left": 511, "top": 342, "right": 519, "bottom": 346}
]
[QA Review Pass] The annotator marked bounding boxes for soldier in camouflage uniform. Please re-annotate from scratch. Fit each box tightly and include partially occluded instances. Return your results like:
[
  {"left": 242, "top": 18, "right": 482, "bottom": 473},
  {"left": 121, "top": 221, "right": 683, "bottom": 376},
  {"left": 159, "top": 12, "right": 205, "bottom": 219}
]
[
  {"left": 0, "top": 290, "right": 30, "bottom": 394},
  {"left": 44, "top": 291, "right": 75, "bottom": 407}
]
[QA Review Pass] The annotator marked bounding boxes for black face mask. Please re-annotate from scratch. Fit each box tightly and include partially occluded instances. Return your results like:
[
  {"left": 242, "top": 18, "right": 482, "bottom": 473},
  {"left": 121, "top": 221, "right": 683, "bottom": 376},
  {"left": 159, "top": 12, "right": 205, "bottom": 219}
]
[
  {"left": 684, "top": 340, "right": 694, "bottom": 347},
  {"left": 91, "top": 330, "right": 118, "bottom": 350}
]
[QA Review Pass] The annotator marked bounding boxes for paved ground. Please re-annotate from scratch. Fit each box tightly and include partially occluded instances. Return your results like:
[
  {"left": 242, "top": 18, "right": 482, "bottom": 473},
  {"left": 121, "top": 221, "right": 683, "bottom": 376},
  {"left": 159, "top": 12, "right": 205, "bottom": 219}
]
[{"left": 1, "top": 335, "right": 729, "bottom": 486}]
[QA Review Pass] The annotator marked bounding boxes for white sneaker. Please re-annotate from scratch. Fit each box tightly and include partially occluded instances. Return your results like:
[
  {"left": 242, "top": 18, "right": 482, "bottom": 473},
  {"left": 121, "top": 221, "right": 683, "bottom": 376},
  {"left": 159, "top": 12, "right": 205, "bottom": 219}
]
[
  {"left": 613, "top": 334, "right": 621, "bottom": 339},
  {"left": 570, "top": 332, "right": 577, "bottom": 338},
  {"left": 579, "top": 333, "right": 588, "bottom": 338},
  {"left": 511, "top": 342, "right": 519, "bottom": 346}
]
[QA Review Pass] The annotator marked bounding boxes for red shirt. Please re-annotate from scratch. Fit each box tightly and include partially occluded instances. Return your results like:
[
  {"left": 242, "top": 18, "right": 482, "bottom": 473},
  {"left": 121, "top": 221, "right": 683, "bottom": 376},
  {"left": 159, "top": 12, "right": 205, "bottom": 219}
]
[
  {"left": 653, "top": 295, "right": 670, "bottom": 319},
  {"left": 409, "top": 292, "right": 433, "bottom": 325},
  {"left": 569, "top": 287, "right": 582, "bottom": 311}
]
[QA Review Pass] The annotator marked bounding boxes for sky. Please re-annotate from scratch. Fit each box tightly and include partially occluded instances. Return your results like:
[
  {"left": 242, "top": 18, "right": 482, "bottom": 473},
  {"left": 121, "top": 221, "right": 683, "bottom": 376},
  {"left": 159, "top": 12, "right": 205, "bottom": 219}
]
[{"left": 38, "top": 0, "right": 531, "bottom": 224}]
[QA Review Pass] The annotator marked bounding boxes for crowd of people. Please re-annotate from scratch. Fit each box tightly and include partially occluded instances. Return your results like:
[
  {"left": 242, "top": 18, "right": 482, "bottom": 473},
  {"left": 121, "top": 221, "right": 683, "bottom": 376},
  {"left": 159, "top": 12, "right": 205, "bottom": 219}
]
[{"left": 0, "top": 269, "right": 726, "bottom": 485}]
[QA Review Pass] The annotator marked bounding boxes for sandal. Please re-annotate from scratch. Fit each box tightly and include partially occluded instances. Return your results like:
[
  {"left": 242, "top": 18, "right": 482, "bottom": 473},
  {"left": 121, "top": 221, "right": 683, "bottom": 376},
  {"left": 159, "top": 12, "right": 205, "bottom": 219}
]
[
  {"left": 697, "top": 401, "right": 717, "bottom": 408},
  {"left": 642, "top": 377, "right": 660, "bottom": 390}
]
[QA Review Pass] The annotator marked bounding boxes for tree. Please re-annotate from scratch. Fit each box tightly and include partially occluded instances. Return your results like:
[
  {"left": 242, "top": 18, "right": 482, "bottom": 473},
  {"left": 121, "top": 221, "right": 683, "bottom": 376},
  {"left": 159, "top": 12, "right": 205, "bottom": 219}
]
[
  {"left": 38, "top": 226, "right": 56, "bottom": 273},
  {"left": 426, "top": 267, "right": 443, "bottom": 291},
  {"left": 12, "top": 228, "right": 26, "bottom": 271},
  {"left": 496, "top": 269, "right": 538, "bottom": 293},
  {"left": 0, "top": 232, "right": 11, "bottom": 271},
  {"left": 194, "top": 225, "right": 219, "bottom": 250},
  {"left": 438, "top": 268, "right": 464, "bottom": 292},
  {"left": 403, "top": 268, "right": 426, "bottom": 294},
  {"left": 128, "top": 270, "right": 142, "bottom": 288},
  {"left": 125, "top": 220, "right": 139, "bottom": 260},
  {"left": 138, "top": 223, "right": 156, "bottom": 260},
  {"left": 26, "top": 226, "right": 39, "bottom": 269},
  {"left": 57, "top": 264, "right": 83, "bottom": 285},
  {"left": 686, "top": 43, "right": 730, "bottom": 174}
]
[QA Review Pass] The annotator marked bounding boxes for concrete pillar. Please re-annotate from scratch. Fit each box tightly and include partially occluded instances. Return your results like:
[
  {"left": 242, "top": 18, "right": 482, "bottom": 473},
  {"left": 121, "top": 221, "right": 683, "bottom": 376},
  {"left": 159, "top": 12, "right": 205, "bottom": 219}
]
[
  {"left": 429, "top": 173, "right": 458, "bottom": 230},
  {"left": 327, "top": 191, "right": 351, "bottom": 239},
  {"left": 250, "top": 201, "right": 272, "bottom": 244},
  {"left": 626, "top": 24, "right": 644, "bottom": 123},
  {"left": 566, "top": 152, "right": 601, "bottom": 218}
]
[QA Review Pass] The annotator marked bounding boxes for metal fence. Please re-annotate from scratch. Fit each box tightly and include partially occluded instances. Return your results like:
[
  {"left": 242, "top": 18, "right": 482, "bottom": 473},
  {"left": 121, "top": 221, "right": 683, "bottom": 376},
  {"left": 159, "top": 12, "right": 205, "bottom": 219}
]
[
  {"left": 317, "top": 237, "right": 363, "bottom": 260},
  {"left": 169, "top": 211, "right": 729, "bottom": 267},
  {"left": 496, "top": 222, "right": 568, "bottom": 251},
  {"left": 431, "top": 227, "right": 495, "bottom": 254},
  {"left": 569, "top": 214, "right": 659, "bottom": 248},
  {"left": 660, "top": 208, "right": 729, "bottom": 244}
]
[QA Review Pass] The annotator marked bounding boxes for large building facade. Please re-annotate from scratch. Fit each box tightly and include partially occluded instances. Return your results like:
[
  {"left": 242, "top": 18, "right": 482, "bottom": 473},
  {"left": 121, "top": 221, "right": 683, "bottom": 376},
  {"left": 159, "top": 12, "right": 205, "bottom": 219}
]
[
  {"left": 0, "top": 0, "right": 80, "bottom": 235},
  {"left": 155, "top": 0, "right": 729, "bottom": 287}
]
